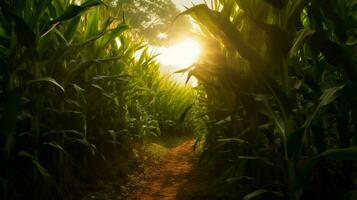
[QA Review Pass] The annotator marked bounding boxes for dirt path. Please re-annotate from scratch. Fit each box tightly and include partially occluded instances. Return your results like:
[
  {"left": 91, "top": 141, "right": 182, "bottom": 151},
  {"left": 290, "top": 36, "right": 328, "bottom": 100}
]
[{"left": 132, "top": 139, "right": 196, "bottom": 200}]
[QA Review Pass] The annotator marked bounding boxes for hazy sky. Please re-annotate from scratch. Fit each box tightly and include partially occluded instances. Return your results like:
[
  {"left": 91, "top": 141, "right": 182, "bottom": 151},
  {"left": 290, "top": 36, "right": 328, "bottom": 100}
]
[{"left": 172, "top": 0, "right": 211, "bottom": 11}]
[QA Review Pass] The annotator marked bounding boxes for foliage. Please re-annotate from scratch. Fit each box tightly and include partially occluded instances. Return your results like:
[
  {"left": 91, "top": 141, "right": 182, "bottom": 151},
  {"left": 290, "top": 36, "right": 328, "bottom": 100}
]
[
  {"left": 2, "top": 0, "right": 357, "bottom": 199},
  {"left": 180, "top": 0, "right": 357, "bottom": 199},
  {"left": 105, "top": 0, "right": 191, "bottom": 43},
  {"left": 0, "top": 0, "right": 195, "bottom": 199}
]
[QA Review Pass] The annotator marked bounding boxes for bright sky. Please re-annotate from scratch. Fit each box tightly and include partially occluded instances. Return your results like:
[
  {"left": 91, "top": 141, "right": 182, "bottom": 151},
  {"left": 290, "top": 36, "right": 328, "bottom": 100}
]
[
  {"left": 137, "top": 0, "right": 212, "bottom": 86},
  {"left": 172, "top": 0, "right": 211, "bottom": 10},
  {"left": 129, "top": 37, "right": 201, "bottom": 85},
  {"left": 149, "top": 0, "right": 212, "bottom": 86},
  {"left": 151, "top": 39, "right": 201, "bottom": 87}
]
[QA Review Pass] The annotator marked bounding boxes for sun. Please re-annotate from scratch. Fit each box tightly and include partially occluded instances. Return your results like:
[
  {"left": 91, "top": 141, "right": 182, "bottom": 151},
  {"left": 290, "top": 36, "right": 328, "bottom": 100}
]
[
  {"left": 158, "top": 38, "right": 202, "bottom": 68},
  {"left": 146, "top": 38, "right": 202, "bottom": 86}
]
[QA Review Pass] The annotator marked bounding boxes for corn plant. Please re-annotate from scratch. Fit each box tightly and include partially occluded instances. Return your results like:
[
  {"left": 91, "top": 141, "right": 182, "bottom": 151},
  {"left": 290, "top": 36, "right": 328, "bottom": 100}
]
[
  {"left": 0, "top": 0, "right": 196, "bottom": 199},
  {"left": 180, "top": 0, "right": 357, "bottom": 199}
]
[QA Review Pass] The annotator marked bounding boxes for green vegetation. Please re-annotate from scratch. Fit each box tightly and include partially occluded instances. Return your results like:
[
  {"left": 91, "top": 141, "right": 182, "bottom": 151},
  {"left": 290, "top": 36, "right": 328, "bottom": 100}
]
[
  {"left": 1, "top": 0, "right": 357, "bottom": 199},
  {"left": 105, "top": 0, "right": 190, "bottom": 43},
  {"left": 0, "top": 0, "right": 195, "bottom": 199},
  {"left": 180, "top": 0, "right": 357, "bottom": 199}
]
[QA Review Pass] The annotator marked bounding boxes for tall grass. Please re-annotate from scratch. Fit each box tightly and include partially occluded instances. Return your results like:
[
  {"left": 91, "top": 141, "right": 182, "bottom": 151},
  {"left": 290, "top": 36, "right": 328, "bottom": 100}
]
[
  {"left": 180, "top": 0, "right": 357, "bottom": 199},
  {"left": 0, "top": 0, "right": 196, "bottom": 199}
]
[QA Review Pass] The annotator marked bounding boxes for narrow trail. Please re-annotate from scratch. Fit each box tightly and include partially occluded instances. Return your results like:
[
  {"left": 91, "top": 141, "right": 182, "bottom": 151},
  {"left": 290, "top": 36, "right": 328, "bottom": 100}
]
[{"left": 132, "top": 139, "right": 197, "bottom": 200}]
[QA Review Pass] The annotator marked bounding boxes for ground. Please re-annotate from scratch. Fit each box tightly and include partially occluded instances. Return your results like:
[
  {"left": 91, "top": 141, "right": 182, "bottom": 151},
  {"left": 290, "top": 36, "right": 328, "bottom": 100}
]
[
  {"left": 82, "top": 138, "right": 203, "bottom": 200},
  {"left": 131, "top": 139, "right": 197, "bottom": 200}
]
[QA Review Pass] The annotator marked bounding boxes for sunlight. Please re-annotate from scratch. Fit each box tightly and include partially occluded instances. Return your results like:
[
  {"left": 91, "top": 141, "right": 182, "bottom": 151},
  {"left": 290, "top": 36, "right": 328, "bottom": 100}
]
[
  {"left": 158, "top": 38, "right": 202, "bottom": 68},
  {"left": 157, "top": 33, "right": 168, "bottom": 39},
  {"left": 155, "top": 38, "right": 201, "bottom": 87},
  {"left": 115, "top": 37, "right": 122, "bottom": 49},
  {"left": 131, "top": 38, "right": 202, "bottom": 87}
]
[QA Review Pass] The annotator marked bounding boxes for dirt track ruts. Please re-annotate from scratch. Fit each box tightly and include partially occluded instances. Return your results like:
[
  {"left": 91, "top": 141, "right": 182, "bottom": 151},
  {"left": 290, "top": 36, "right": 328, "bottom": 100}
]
[{"left": 132, "top": 140, "right": 195, "bottom": 200}]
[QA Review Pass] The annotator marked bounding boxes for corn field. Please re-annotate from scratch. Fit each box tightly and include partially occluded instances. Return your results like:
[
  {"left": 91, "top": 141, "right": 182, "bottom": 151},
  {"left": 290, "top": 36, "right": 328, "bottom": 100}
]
[
  {"left": 1, "top": 0, "right": 357, "bottom": 199},
  {"left": 181, "top": 0, "right": 357, "bottom": 199},
  {"left": 0, "top": 0, "right": 196, "bottom": 199}
]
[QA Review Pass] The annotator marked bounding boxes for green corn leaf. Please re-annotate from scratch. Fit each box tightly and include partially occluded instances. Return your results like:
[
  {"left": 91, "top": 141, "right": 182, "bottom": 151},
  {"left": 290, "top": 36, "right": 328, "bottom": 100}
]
[
  {"left": 27, "top": 77, "right": 65, "bottom": 92},
  {"left": 18, "top": 151, "right": 50, "bottom": 177},
  {"left": 287, "top": 0, "right": 312, "bottom": 26},
  {"left": 47, "top": 1, "right": 57, "bottom": 18},
  {"left": 193, "top": 135, "right": 202, "bottom": 151},
  {"left": 74, "top": 32, "right": 106, "bottom": 47},
  {"left": 179, "top": 103, "right": 194, "bottom": 123},
  {"left": 253, "top": 94, "right": 286, "bottom": 139},
  {"left": 32, "top": 159, "right": 51, "bottom": 177},
  {"left": 65, "top": 57, "right": 122, "bottom": 84},
  {"left": 319, "top": 85, "right": 345, "bottom": 106},
  {"left": 54, "top": 0, "right": 103, "bottom": 22},
  {"left": 85, "top": 7, "right": 99, "bottom": 39},
  {"left": 66, "top": 61, "right": 95, "bottom": 81},
  {"left": 98, "top": 23, "right": 129, "bottom": 48},
  {"left": 243, "top": 189, "right": 284, "bottom": 200},
  {"left": 185, "top": 71, "right": 194, "bottom": 85},
  {"left": 72, "top": 83, "right": 85, "bottom": 94},
  {"left": 174, "top": 67, "right": 191, "bottom": 74},
  {"left": 72, "top": 138, "right": 97, "bottom": 156},
  {"left": 289, "top": 28, "right": 316, "bottom": 58},
  {"left": 41, "top": 0, "right": 103, "bottom": 36},
  {"left": 64, "top": 16, "right": 81, "bottom": 42},
  {"left": 226, "top": 176, "right": 254, "bottom": 184},
  {"left": 43, "top": 142, "right": 65, "bottom": 153},
  {"left": 321, "top": 147, "right": 357, "bottom": 160},
  {"left": 304, "top": 85, "right": 345, "bottom": 128},
  {"left": 217, "top": 138, "right": 248, "bottom": 144},
  {"left": 81, "top": 0, "right": 104, "bottom": 8},
  {"left": 90, "top": 84, "right": 105, "bottom": 91},
  {"left": 18, "top": 150, "right": 33, "bottom": 158},
  {"left": 92, "top": 74, "right": 130, "bottom": 82},
  {"left": 54, "top": 28, "right": 69, "bottom": 44},
  {"left": 237, "top": 156, "right": 276, "bottom": 167},
  {"left": 221, "top": 0, "right": 235, "bottom": 18}
]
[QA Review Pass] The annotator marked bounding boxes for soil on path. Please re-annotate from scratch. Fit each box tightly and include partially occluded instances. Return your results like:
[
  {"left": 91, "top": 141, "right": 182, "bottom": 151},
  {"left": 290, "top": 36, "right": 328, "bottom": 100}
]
[
  {"left": 131, "top": 139, "right": 198, "bottom": 200},
  {"left": 81, "top": 139, "right": 203, "bottom": 200}
]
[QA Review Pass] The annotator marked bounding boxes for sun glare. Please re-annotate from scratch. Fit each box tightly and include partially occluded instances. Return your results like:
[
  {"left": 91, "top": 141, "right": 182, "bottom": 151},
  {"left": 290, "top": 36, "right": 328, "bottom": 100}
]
[
  {"left": 158, "top": 38, "right": 202, "bottom": 68},
  {"left": 154, "top": 38, "right": 202, "bottom": 87},
  {"left": 134, "top": 38, "right": 202, "bottom": 86}
]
